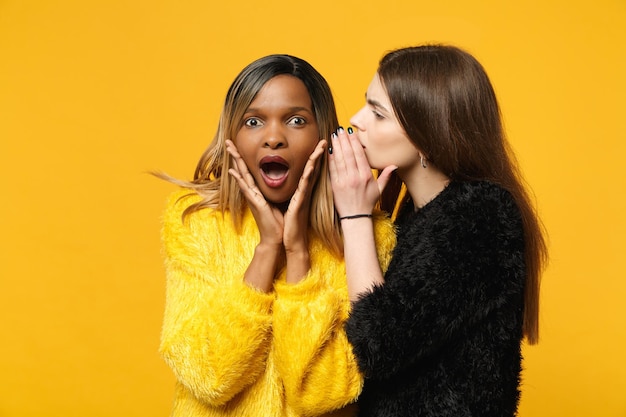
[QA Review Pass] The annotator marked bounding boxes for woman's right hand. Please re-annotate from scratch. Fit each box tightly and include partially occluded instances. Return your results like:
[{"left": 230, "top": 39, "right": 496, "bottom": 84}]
[
  {"left": 226, "top": 140, "right": 284, "bottom": 292},
  {"left": 328, "top": 128, "right": 396, "bottom": 218},
  {"left": 226, "top": 140, "right": 285, "bottom": 246},
  {"left": 328, "top": 128, "right": 393, "bottom": 300}
]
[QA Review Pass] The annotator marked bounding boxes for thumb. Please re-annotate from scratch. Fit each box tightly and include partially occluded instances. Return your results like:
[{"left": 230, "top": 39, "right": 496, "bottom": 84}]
[{"left": 376, "top": 165, "right": 398, "bottom": 193}]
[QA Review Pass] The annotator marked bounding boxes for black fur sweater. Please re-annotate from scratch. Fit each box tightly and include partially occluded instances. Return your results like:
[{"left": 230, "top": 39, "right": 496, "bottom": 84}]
[{"left": 346, "top": 181, "right": 526, "bottom": 417}]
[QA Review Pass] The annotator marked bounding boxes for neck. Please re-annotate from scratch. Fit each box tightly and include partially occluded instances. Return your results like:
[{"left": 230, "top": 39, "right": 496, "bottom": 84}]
[
  {"left": 273, "top": 200, "right": 289, "bottom": 213},
  {"left": 399, "top": 165, "right": 450, "bottom": 210}
]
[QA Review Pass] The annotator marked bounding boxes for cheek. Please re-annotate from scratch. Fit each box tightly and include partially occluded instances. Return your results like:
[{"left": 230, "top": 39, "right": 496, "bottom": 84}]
[
  {"left": 367, "top": 125, "right": 389, "bottom": 149},
  {"left": 288, "top": 138, "right": 318, "bottom": 178},
  {"left": 391, "top": 141, "right": 420, "bottom": 168},
  {"left": 234, "top": 141, "right": 256, "bottom": 171},
  {"left": 293, "top": 141, "right": 318, "bottom": 170},
  {"left": 367, "top": 131, "right": 413, "bottom": 167},
  {"left": 298, "top": 129, "right": 320, "bottom": 152}
]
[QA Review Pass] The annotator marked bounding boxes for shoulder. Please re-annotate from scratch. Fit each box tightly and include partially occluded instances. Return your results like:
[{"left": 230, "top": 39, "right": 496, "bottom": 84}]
[
  {"left": 163, "top": 188, "right": 202, "bottom": 221},
  {"left": 436, "top": 181, "right": 523, "bottom": 251},
  {"left": 162, "top": 188, "right": 209, "bottom": 234},
  {"left": 443, "top": 181, "right": 517, "bottom": 213},
  {"left": 161, "top": 188, "right": 237, "bottom": 249},
  {"left": 429, "top": 181, "right": 521, "bottom": 227},
  {"left": 462, "top": 181, "right": 521, "bottom": 234},
  {"left": 401, "top": 181, "right": 522, "bottom": 253}
]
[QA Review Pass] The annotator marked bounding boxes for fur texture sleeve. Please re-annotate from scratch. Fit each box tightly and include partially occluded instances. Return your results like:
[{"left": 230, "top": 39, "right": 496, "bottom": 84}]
[
  {"left": 158, "top": 190, "right": 274, "bottom": 406},
  {"left": 272, "top": 213, "right": 396, "bottom": 415},
  {"left": 345, "top": 182, "right": 525, "bottom": 379}
]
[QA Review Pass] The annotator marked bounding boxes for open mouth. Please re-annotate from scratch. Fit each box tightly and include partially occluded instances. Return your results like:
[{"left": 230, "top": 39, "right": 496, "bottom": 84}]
[
  {"left": 262, "top": 162, "right": 288, "bottom": 179},
  {"left": 260, "top": 155, "right": 289, "bottom": 188}
]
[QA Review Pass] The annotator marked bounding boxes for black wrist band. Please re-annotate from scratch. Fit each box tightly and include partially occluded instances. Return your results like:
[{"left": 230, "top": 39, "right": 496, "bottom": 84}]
[{"left": 339, "top": 214, "right": 373, "bottom": 221}]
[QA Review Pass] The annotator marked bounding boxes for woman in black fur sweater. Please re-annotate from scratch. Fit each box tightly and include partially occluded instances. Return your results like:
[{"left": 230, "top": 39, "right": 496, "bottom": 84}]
[{"left": 328, "top": 45, "right": 548, "bottom": 416}]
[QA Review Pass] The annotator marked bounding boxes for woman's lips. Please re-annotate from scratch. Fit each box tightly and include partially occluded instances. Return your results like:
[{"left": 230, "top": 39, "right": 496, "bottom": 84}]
[{"left": 259, "top": 155, "right": 289, "bottom": 188}]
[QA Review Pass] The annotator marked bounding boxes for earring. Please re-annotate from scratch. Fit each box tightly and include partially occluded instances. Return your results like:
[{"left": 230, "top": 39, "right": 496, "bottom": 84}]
[{"left": 420, "top": 154, "right": 428, "bottom": 169}]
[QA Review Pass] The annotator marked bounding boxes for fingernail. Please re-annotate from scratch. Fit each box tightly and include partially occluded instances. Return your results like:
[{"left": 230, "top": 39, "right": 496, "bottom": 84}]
[
  {"left": 328, "top": 147, "right": 333, "bottom": 154},
  {"left": 338, "top": 126, "right": 344, "bottom": 132},
  {"left": 347, "top": 127, "right": 353, "bottom": 134},
  {"left": 331, "top": 132, "right": 337, "bottom": 139}
]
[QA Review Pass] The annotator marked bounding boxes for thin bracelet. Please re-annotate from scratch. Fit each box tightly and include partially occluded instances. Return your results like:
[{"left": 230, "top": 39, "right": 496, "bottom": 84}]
[{"left": 339, "top": 213, "right": 373, "bottom": 221}]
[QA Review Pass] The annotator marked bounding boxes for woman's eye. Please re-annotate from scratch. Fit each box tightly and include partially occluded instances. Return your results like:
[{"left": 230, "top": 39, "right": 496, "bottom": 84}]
[
  {"left": 288, "top": 116, "right": 306, "bottom": 126},
  {"left": 367, "top": 104, "right": 385, "bottom": 120},
  {"left": 373, "top": 111, "right": 384, "bottom": 120},
  {"left": 244, "top": 117, "right": 262, "bottom": 127}
]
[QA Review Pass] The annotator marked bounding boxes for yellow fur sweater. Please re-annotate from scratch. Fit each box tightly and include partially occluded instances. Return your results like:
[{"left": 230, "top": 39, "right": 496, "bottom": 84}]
[{"left": 159, "top": 189, "right": 396, "bottom": 417}]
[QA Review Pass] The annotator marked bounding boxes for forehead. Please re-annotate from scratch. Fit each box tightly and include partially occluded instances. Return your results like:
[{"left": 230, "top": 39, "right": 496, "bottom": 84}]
[
  {"left": 249, "top": 75, "right": 313, "bottom": 110},
  {"left": 366, "top": 74, "right": 388, "bottom": 101}
]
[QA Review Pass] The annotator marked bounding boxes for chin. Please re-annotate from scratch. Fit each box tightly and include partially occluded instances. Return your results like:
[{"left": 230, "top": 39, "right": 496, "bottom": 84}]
[
  {"left": 370, "top": 157, "right": 393, "bottom": 171},
  {"left": 267, "top": 198, "right": 290, "bottom": 212},
  {"left": 266, "top": 191, "right": 293, "bottom": 206},
  {"left": 362, "top": 153, "right": 378, "bottom": 168}
]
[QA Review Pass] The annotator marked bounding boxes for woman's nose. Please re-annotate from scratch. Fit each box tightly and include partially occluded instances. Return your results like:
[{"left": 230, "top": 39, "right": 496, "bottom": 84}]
[
  {"left": 264, "top": 123, "right": 285, "bottom": 149},
  {"left": 350, "top": 107, "right": 366, "bottom": 130}
]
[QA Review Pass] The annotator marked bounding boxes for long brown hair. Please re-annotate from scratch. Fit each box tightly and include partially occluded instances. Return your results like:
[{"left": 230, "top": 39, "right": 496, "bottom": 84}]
[
  {"left": 377, "top": 45, "right": 548, "bottom": 344},
  {"left": 156, "top": 54, "right": 342, "bottom": 256}
]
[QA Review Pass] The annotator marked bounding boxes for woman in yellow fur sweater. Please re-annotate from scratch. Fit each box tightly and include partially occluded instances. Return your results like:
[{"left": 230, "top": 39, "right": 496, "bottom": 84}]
[{"left": 157, "top": 54, "right": 396, "bottom": 417}]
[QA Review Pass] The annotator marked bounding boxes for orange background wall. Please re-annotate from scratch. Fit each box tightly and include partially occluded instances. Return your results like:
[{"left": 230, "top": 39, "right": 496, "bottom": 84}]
[{"left": 1, "top": 1, "right": 625, "bottom": 416}]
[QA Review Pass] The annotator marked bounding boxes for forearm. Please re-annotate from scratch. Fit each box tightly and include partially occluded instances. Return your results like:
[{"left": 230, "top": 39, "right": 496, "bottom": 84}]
[
  {"left": 273, "top": 272, "right": 363, "bottom": 414},
  {"left": 285, "top": 245, "right": 311, "bottom": 284},
  {"left": 244, "top": 242, "right": 283, "bottom": 292},
  {"left": 341, "top": 218, "right": 385, "bottom": 301},
  {"left": 160, "top": 266, "right": 274, "bottom": 405}
]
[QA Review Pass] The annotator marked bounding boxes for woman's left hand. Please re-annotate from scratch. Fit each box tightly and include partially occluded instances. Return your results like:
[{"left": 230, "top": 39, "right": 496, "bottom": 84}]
[{"left": 282, "top": 140, "right": 327, "bottom": 254}]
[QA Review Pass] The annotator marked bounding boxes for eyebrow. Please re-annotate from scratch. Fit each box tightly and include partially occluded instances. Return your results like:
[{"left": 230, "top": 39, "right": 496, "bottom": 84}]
[
  {"left": 365, "top": 94, "right": 391, "bottom": 114},
  {"left": 244, "top": 106, "right": 314, "bottom": 114}
]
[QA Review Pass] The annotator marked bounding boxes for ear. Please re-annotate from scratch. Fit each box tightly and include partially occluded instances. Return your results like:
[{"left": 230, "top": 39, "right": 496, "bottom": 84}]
[{"left": 419, "top": 153, "right": 428, "bottom": 169}]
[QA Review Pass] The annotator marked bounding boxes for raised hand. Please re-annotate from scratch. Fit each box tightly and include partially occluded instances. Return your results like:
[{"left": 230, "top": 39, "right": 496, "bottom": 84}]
[
  {"left": 226, "top": 140, "right": 284, "bottom": 246},
  {"left": 328, "top": 128, "right": 396, "bottom": 218},
  {"left": 283, "top": 140, "right": 326, "bottom": 252},
  {"left": 282, "top": 140, "right": 327, "bottom": 283},
  {"left": 328, "top": 128, "right": 392, "bottom": 300},
  {"left": 226, "top": 139, "right": 284, "bottom": 292}
]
